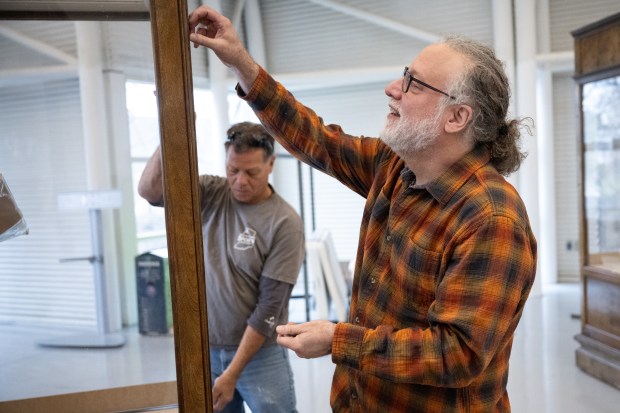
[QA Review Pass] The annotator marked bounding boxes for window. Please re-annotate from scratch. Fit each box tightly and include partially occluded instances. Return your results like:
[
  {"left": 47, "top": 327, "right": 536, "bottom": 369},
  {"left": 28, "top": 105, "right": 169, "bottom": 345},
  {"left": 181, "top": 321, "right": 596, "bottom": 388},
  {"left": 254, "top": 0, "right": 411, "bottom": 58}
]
[{"left": 127, "top": 81, "right": 260, "bottom": 253}]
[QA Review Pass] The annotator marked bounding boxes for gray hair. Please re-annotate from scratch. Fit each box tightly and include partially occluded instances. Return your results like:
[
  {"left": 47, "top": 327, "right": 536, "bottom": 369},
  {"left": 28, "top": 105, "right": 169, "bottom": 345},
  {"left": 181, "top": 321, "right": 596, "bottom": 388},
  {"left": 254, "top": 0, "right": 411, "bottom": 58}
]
[
  {"left": 442, "top": 36, "right": 531, "bottom": 176},
  {"left": 224, "top": 122, "right": 275, "bottom": 160}
]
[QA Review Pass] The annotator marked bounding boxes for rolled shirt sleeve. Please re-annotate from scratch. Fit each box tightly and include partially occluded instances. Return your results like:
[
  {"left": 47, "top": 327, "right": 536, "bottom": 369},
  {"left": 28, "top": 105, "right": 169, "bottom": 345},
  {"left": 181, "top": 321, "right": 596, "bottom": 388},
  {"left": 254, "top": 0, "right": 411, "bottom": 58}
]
[{"left": 248, "top": 276, "right": 295, "bottom": 337}]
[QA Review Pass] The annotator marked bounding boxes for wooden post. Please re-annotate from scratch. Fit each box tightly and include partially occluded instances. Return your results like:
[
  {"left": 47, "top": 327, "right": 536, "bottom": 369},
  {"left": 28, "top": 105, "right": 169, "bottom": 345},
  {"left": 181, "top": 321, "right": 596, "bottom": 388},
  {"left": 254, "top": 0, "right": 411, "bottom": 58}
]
[{"left": 149, "top": 0, "right": 212, "bottom": 410}]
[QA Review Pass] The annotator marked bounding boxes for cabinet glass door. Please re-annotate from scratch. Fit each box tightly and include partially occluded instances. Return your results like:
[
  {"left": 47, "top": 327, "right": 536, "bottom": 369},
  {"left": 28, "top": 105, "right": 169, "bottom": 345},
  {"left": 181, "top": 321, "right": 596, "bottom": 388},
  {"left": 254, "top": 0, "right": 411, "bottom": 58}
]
[
  {"left": 0, "top": 0, "right": 213, "bottom": 410},
  {"left": 583, "top": 75, "right": 620, "bottom": 272}
]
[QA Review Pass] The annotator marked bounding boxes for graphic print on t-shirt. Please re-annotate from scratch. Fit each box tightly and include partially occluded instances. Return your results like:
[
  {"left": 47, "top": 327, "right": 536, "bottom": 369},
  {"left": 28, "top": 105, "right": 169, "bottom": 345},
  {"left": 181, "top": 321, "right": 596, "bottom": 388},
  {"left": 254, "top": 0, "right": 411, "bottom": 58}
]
[
  {"left": 234, "top": 227, "right": 256, "bottom": 250},
  {"left": 263, "top": 316, "right": 275, "bottom": 328}
]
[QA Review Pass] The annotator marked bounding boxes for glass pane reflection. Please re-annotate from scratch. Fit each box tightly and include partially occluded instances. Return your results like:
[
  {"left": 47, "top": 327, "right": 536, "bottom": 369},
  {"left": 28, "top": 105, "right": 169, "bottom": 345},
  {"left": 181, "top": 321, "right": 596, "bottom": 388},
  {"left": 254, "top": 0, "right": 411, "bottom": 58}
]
[
  {"left": 583, "top": 75, "right": 620, "bottom": 272},
  {"left": 0, "top": 18, "right": 176, "bottom": 409}
]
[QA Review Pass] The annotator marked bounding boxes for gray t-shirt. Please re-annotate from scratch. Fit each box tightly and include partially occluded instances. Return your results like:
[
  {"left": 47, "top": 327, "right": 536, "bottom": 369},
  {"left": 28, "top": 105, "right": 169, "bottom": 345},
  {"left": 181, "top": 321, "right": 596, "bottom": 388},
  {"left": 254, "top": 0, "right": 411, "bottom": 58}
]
[{"left": 199, "top": 175, "right": 304, "bottom": 348}]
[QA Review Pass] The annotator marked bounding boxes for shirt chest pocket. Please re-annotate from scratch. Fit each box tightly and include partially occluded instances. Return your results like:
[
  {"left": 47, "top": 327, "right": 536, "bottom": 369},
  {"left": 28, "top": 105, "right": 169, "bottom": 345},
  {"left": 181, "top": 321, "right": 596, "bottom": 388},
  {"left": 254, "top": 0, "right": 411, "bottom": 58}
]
[{"left": 391, "top": 240, "right": 442, "bottom": 319}]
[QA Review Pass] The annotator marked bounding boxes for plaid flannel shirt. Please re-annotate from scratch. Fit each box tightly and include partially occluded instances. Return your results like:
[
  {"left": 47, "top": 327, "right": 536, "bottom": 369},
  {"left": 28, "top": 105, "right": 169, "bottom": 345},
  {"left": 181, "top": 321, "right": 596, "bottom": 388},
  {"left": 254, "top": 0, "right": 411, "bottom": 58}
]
[{"left": 238, "top": 67, "right": 537, "bottom": 413}]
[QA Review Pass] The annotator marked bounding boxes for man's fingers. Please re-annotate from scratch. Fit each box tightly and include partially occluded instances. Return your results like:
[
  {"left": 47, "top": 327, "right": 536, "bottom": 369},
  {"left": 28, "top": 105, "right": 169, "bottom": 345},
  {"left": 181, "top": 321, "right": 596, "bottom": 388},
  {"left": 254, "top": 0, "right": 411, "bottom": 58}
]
[
  {"left": 212, "top": 387, "right": 227, "bottom": 411},
  {"left": 188, "top": 6, "right": 212, "bottom": 28},
  {"left": 195, "top": 27, "right": 208, "bottom": 36},
  {"left": 277, "top": 334, "right": 294, "bottom": 347},
  {"left": 189, "top": 32, "right": 216, "bottom": 49},
  {"left": 277, "top": 334, "right": 304, "bottom": 355},
  {"left": 276, "top": 323, "right": 300, "bottom": 337},
  {"left": 212, "top": 394, "right": 221, "bottom": 411}
]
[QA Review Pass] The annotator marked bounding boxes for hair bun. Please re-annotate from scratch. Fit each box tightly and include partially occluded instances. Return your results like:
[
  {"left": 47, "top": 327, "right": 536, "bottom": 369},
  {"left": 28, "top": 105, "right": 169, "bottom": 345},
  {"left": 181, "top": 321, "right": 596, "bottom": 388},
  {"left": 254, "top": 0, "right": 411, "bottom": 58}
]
[{"left": 498, "top": 124, "right": 509, "bottom": 136}]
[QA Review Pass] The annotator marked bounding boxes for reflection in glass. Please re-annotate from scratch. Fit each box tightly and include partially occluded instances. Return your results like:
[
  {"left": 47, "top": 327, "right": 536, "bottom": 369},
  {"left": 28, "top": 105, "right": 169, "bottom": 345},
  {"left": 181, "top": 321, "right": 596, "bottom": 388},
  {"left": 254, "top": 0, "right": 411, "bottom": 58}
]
[
  {"left": 0, "top": 18, "right": 177, "bottom": 407},
  {"left": 583, "top": 75, "right": 620, "bottom": 271},
  {"left": 127, "top": 81, "right": 253, "bottom": 253}
]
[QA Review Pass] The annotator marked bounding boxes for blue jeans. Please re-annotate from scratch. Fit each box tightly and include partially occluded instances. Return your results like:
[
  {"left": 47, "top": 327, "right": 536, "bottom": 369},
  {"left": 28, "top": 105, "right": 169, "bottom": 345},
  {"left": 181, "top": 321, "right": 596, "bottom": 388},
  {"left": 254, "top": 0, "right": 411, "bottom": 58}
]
[{"left": 210, "top": 344, "right": 298, "bottom": 413}]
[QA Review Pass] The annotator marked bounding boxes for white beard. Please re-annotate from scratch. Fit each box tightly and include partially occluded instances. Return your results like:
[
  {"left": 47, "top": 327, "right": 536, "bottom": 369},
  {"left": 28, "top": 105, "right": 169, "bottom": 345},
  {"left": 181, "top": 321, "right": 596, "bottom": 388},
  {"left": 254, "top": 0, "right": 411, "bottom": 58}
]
[{"left": 380, "top": 106, "right": 442, "bottom": 156}]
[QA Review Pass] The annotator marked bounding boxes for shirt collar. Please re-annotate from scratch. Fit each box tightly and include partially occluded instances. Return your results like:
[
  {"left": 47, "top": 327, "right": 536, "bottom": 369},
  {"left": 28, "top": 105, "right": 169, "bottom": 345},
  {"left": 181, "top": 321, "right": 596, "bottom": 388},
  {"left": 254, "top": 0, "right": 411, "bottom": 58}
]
[{"left": 405, "top": 145, "right": 491, "bottom": 205}]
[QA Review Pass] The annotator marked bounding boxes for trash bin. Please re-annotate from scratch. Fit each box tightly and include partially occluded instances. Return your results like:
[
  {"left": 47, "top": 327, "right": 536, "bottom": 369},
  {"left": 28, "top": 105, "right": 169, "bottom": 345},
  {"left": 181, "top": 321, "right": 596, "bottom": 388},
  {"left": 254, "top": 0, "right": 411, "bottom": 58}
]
[{"left": 135, "top": 249, "right": 172, "bottom": 335}]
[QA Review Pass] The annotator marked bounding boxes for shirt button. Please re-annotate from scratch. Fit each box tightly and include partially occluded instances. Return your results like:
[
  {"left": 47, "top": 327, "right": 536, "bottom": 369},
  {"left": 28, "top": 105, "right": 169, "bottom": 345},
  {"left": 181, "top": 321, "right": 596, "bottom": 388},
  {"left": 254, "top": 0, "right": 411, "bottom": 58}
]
[
  {"left": 351, "top": 392, "right": 358, "bottom": 399},
  {"left": 386, "top": 234, "right": 391, "bottom": 241},
  {"left": 370, "top": 277, "right": 376, "bottom": 284},
  {"left": 354, "top": 316, "right": 360, "bottom": 324}
]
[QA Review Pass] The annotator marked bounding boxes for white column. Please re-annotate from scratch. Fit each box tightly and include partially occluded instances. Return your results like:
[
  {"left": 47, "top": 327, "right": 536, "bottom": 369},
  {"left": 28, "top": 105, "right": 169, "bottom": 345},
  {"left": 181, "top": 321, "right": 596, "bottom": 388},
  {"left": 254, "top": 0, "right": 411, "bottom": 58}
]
[
  {"left": 75, "top": 21, "right": 123, "bottom": 331},
  {"left": 492, "top": 0, "right": 515, "bottom": 107},
  {"left": 535, "top": 0, "right": 558, "bottom": 286},
  {"left": 245, "top": 0, "right": 267, "bottom": 68},
  {"left": 205, "top": 0, "right": 230, "bottom": 174},
  {"left": 536, "top": 68, "right": 558, "bottom": 286},
  {"left": 105, "top": 71, "right": 139, "bottom": 326},
  {"left": 514, "top": 0, "right": 542, "bottom": 295},
  {"left": 76, "top": 21, "right": 111, "bottom": 190},
  {"left": 492, "top": 0, "right": 517, "bottom": 188}
]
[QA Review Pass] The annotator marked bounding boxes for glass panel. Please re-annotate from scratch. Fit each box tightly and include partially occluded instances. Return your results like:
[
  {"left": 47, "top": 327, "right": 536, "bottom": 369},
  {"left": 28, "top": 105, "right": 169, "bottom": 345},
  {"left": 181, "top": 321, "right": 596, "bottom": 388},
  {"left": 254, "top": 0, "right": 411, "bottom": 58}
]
[
  {"left": 0, "top": 17, "right": 177, "bottom": 410},
  {"left": 583, "top": 75, "right": 620, "bottom": 273}
]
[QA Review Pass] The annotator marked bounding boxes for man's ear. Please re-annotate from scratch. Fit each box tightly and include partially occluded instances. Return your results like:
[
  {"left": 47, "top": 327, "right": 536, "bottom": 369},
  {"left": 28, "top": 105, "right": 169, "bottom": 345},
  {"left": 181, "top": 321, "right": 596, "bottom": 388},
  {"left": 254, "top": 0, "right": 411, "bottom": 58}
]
[{"left": 445, "top": 104, "right": 473, "bottom": 134}]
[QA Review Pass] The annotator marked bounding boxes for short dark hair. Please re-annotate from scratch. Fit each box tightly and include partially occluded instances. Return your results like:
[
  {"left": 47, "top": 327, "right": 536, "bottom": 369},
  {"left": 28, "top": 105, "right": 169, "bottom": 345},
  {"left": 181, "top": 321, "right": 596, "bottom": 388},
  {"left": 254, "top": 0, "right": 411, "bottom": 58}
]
[{"left": 225, "top": 122, "right": 275, "bottom": 160}]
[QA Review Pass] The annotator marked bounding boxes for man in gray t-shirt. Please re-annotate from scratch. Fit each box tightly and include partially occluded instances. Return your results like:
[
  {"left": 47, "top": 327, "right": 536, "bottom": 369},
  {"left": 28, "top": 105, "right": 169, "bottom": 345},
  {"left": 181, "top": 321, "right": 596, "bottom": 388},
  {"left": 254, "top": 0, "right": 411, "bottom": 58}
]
[{"left": 139, "top": 122, "right": 304, "bottom": 413}]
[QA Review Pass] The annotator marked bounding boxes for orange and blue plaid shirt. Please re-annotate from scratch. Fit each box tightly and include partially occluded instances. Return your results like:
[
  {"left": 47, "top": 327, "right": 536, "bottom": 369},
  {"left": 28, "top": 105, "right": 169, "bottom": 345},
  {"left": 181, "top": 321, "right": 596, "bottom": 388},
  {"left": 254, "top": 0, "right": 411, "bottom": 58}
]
[{"left": 239, "top": 67, "right": 537, "bottom": 413}]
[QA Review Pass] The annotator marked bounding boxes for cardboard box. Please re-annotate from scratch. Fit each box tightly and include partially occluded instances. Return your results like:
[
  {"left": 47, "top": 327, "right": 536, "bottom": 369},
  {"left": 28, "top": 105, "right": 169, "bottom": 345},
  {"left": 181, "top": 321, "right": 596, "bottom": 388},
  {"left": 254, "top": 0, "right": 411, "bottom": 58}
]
[{"left": 0, "top": 174, "right": 28, "bottom": 243}]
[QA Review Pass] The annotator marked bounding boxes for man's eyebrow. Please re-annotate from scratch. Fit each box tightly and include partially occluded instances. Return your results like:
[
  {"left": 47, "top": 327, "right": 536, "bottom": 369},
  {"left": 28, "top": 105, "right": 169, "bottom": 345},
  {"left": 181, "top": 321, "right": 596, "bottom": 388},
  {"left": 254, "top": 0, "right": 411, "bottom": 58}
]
[
  {"left": 409, "top": 68, "right": 427, "bottom": 81},
  {"left": 229, "top": 165, "right": 261, "bottom": 173}
]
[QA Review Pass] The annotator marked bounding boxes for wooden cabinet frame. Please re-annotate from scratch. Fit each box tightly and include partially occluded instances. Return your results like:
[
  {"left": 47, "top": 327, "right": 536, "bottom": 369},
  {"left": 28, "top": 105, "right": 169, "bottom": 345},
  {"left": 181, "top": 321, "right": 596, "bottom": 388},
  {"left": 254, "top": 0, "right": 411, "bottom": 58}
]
[
  {"left": 0, "top": 0, "right": 212, "bottom": 411},
  {"left": 572, "top": 12, "right": 620, "bottom": 392},
  {"left": 149, "top": 0, "right": 212, "bottom": 410}
]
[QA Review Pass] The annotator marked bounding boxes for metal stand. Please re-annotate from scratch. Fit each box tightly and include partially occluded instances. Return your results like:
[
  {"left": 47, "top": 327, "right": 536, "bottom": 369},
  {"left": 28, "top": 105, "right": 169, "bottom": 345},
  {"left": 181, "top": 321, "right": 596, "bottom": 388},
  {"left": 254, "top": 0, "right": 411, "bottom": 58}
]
[{"left": 39, "top": 208, "right": 125, "bottom": 349}]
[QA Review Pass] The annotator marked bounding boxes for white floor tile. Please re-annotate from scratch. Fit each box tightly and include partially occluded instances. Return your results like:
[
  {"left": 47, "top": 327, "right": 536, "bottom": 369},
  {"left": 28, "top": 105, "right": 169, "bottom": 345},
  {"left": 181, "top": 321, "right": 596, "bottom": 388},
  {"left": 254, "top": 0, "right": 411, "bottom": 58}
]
[{"left": 0, "top": 283, "right": 619, "bottom": 412}]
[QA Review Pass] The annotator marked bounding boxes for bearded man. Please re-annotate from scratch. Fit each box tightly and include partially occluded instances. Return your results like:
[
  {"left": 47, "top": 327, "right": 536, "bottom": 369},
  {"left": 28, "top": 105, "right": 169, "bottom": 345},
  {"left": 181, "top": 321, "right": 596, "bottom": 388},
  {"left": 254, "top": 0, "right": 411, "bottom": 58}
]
[{"left": 189, "top": 6, "right": 537, "bottom": 413}]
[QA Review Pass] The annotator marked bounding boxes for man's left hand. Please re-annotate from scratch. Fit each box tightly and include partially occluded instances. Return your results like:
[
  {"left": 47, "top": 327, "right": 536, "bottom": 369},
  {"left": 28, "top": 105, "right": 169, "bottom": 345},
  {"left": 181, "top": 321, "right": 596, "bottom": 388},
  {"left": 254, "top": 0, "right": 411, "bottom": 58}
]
[{"left": 212, "top": 371, "right": 237, "bottom": 412}]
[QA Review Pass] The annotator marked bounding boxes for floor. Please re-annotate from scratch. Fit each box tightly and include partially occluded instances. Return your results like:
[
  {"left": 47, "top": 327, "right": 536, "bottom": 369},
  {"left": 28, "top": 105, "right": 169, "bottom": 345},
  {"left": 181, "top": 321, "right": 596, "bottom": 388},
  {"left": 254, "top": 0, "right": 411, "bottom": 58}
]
[{"left": 1, "top": 283, "right": 619, "bottom": 412}]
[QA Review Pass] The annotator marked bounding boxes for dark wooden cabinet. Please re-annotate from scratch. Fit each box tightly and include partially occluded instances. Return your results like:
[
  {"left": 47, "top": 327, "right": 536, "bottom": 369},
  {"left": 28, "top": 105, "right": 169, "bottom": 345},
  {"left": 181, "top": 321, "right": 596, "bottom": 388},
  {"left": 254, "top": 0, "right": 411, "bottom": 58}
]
[{"left": 572, "top": 12, "right": 620, "bottom": 391}]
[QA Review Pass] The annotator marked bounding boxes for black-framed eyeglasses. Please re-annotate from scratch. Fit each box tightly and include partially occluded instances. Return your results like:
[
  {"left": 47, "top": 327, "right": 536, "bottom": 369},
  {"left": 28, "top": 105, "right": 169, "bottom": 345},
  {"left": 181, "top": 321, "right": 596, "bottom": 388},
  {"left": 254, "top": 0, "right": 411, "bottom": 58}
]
[{"left": 402, "top": 67, "right": 456, "bottom": 100}]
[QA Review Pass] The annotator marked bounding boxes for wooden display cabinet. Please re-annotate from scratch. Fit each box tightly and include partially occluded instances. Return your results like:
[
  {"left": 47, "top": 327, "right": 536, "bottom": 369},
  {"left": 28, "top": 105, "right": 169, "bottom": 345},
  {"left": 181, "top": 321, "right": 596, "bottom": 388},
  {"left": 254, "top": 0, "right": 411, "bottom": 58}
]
[{"left": 572, "top": 12, "right": 620, "bottom": 390}]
